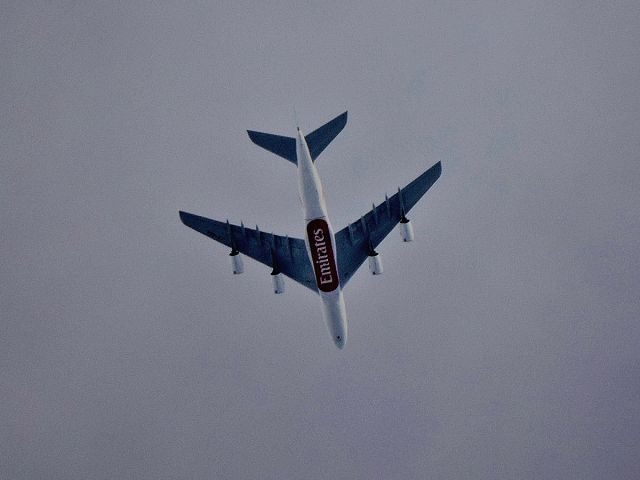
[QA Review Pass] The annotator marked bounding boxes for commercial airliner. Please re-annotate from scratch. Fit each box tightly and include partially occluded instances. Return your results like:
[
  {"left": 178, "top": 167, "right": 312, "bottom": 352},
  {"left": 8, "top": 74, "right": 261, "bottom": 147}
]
[{"left": 179, "top": 112, "right": 441, "bottom": 349}]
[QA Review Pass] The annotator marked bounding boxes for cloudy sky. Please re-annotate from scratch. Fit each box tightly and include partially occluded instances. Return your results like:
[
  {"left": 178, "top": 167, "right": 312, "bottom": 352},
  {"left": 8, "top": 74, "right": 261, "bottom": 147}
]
[{"left": 2, "top": 1, "right": 639, "bottom": 478}]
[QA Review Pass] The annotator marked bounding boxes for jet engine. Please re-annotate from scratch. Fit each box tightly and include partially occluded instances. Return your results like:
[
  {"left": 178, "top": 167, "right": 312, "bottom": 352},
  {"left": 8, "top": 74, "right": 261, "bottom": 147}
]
[
  {"left": 399, "top": 218, "right": 414, "bottom": 242},
  {"left": 271, "top": 272, "right": 285, "bottom": 294},
  {"left": 229, "top": 249, "right": 244, "bottom": 274},
  {"left": 368, "top": 253, "right": 383, "bottom": 275}
]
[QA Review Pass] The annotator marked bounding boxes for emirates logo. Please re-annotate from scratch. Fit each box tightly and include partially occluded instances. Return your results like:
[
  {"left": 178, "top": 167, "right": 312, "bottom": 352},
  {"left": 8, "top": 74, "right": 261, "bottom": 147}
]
[{"left": 306, "top": 219, "right": 339, "bottom": 292}]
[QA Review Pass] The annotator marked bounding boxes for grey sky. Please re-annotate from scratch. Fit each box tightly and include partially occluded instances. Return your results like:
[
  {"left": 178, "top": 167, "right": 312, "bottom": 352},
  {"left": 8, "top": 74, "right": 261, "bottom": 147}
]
[{"left": 2, "top": 1, "right": 639, "bottom": 478}]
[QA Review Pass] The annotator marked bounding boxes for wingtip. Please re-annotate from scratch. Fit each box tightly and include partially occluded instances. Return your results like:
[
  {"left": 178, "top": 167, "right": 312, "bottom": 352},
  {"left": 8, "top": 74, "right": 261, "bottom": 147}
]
[
  {"left": 178, "top": 210, "right": 192, "bottom": 225},
  {"left": 247, "top": 129, "right": 267, "bottom": 147},
  {"left": 430, "top": 160, "right": 442, "bottom": 177}
]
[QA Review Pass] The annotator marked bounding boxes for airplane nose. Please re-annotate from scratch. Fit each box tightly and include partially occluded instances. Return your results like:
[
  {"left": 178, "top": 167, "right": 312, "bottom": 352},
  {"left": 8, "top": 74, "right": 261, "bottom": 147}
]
[{"left": 334, "top": 334, "right": 346, "bottom": 349}]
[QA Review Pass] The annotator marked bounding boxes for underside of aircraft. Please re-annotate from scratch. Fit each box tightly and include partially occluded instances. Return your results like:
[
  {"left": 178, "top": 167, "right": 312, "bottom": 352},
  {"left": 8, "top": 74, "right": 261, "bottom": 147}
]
[{"left": 180, "top": 111, "right": 441, "bottom": 348}]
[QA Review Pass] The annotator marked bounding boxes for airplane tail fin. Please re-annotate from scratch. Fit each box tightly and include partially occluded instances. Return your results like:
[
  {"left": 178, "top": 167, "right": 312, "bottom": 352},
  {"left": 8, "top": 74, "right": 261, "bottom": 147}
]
[{"left": 247, "top": 111, "right": 347, "bottom": 165}]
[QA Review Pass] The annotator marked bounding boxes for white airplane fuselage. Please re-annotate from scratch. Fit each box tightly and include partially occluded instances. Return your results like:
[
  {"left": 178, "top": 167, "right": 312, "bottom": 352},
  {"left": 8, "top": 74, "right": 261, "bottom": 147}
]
[{"left": 295, "top": 129, "right": 347, "bottom": 349}]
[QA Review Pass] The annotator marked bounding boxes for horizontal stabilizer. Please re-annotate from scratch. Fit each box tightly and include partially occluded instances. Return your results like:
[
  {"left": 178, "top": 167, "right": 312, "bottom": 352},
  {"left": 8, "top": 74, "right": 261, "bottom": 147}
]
[
  {"left": 246, "top": 131, "right": 297, "bottom": 165},
  {"left": 305, "top": 111, "right": 347, "bottom": 160},
  {"left": 247, "top": 111, "right": 347, "bottom": 165}
]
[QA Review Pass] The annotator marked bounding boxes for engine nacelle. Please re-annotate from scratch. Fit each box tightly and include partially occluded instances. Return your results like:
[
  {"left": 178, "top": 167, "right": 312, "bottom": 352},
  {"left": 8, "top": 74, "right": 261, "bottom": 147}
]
[
  {"left": 229, "top": 251, "right": 244, "bottom": 274},
  {"left": 271, "top": 272, "right": 285, "bottom": 294},
  {"left": 368, "top": 253, "right": 383, "bottom": 275},
  {"left": 399, "top": 219, "right": 414, "bottom": 242}
]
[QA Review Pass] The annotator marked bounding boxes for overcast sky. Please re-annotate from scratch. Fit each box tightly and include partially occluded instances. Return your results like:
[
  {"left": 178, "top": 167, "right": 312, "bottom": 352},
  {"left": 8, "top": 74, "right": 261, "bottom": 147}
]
[{"left": 2, "top": 1, "right": 639, "bottom": 479}]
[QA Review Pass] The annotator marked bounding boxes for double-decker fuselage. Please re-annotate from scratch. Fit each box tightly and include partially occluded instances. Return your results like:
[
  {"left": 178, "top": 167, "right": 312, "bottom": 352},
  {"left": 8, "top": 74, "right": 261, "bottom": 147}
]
[{"left": 295, "top": 128, "right": 347, "bottom": 349}]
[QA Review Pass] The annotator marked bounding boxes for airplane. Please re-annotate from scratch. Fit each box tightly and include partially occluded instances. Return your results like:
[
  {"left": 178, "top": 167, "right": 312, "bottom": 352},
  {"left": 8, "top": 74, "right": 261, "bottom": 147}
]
[{"left": 179, "top": 111, "right": 441, "bottom": 349}]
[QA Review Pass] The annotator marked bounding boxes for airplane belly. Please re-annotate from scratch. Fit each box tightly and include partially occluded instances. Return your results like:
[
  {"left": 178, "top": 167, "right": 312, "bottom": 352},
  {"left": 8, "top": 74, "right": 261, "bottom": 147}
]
[
  {"left": 295, "top": 128, "right": 347, "bottom": 348},
  {"left": 320, "top": 289, "right": 347, "bottom": 349},
  {"left": 304, "top": 217, "right": 347, "bottom": 349}
]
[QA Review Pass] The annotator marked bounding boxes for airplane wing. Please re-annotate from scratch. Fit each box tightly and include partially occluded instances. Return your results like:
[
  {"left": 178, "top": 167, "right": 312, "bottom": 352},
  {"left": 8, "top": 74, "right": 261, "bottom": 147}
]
[
  {"left": 179, "top": 211, "right": 317, "bottom": 292},
  {"left": 334, "top": 161, "right": 442, "bottom": 287}
]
